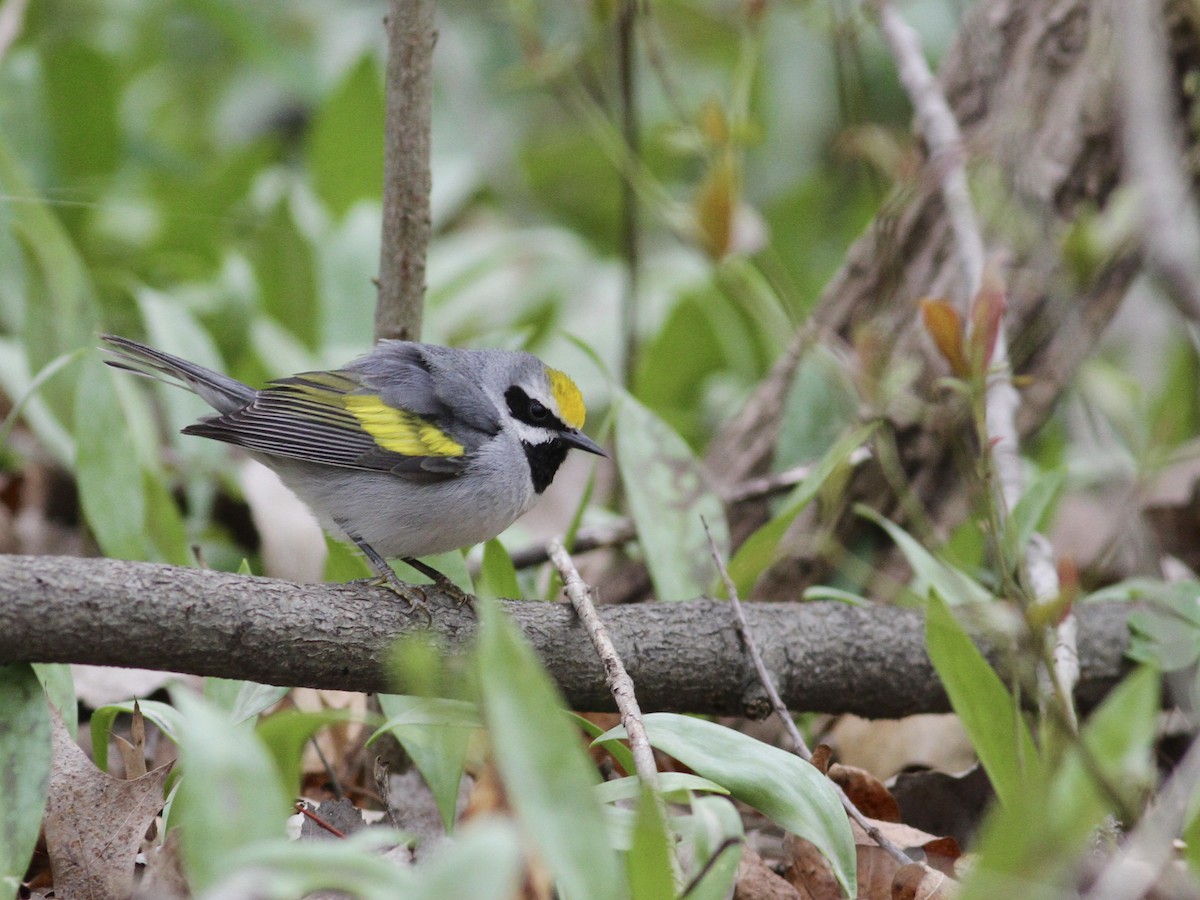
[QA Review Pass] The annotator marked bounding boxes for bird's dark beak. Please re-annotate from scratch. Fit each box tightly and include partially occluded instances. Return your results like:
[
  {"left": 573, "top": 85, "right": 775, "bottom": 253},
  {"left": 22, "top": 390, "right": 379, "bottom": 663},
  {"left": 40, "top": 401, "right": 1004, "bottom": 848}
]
[{"left": 561, "top": 429, "right": 607, "bottom": 457}]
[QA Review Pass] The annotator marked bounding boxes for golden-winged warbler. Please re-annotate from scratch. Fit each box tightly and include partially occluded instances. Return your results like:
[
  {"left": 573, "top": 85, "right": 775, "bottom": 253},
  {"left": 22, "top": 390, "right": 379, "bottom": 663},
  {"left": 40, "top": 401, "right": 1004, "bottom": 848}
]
[{"left": 101, "top": 335, "right": 605, "bottom": 591}]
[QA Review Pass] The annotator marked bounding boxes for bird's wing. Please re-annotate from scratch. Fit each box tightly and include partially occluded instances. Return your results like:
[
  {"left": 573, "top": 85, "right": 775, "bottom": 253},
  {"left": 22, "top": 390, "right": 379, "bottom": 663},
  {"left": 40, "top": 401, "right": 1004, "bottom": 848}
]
[{"left": 183, "top": 365, "right": 491, "bottom": 480}]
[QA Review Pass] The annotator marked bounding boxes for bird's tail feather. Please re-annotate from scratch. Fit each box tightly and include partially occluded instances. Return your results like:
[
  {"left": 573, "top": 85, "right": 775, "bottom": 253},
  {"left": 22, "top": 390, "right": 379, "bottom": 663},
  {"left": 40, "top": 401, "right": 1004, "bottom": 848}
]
[{"left": 99, "top": 334, "right": 255, "bottom": 414}]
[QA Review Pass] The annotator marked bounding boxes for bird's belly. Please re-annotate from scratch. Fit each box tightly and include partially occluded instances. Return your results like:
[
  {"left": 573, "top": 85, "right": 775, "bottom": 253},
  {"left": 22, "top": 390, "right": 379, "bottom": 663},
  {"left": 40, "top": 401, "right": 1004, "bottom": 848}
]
[{"left": 265, "top": 459, "right": 535, "bottom": 559}]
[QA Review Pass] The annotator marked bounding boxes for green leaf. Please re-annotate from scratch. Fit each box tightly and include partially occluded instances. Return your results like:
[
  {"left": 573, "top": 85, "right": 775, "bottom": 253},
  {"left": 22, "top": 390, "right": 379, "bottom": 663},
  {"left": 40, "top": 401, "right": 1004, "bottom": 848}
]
[
  {"left": 594, "top": 772, "right": 729, "bottom": 805},
  {"left": 677, "top": 795, "right": 744, "bottom": 900},
  {"left": 570, "top": 711, "right": 636, "bottom": 776},
  {"left": 925, "top": 593, "right": 1036, "bottom": 807},
  {"left": 774, "top": 344, "right": 862, "bottom": 469},
  {"left": 478, "top": 538, "right": 521, "bottom": 600},
  {"left": 143, "top": 468, "right": 192, "bottom": 566},
  {"left": 307, "top": 54, "right": 385, "bottom": 218},
  {"left": 0, "top": 348, "right": 84, "bottom": 452},
  {"left": 602, "top": 713, "right": 855, "bottom": 897},
  {"left": 627, "top": 788, "right": 676, "bottom": 900},
  {"left": 228, "top": 682, "right": 291, "bottom": 726},
  {"left": 75, "top": 357, "right": 147, "bottom": 559},
  {"left": 1010, "top": 469, "right": 1065, "bottom": 555},
  {"left": 218, "top": 828, "right": 413, "bottom": 898},
  {"left": 42, "top": 40, "right": 121, "bottom": 181},
  {"left": 172, "top": 688, "right": 291, "bottom": 891},
  {"left": 373, "top": 695, "right": 478, "bottom": 831},
  {"left": 967, "top": 668, "right": 1160, "bottom": 898},
  {"left": 90, "top": 699, "right": 183, "bottom": 773},
  {"left": 729, "top": 423, "right": 876, "bottom": 594},
  {"left": 33, "top": 662, "right": 76, "bottom": 738},
  {"left": 0, "top": 664, "right": 51, "bottom": 897},
  {"left": 476, "top": 599, "right": 625, "bottom": 900},
  {"left": 858, "top": 504, "right": 993, "bottom": 605},
  {"left": 324, "top": 533, "right": 373, "bottom": 582},
  {"left": 256, "top": 708, "right": 365, "bottom": 796},
  {"left": 615, "top": 391, "right": 728, "bottom": 601},
  {"left": 408, "top": 818, "right": 524, "bottom": 900}
]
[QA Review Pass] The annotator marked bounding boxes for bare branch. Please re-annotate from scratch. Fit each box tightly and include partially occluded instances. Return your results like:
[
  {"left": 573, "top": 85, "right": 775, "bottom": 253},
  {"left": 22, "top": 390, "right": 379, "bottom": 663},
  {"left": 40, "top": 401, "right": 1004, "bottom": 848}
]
[
  {"left": 547, "top": 540, "right": 659, "bottom": 789},
  {"left": 873, "top": 0, "right": 983, "bottom": 302},
  {"left": 875, "top": 0, "right": 1070, "bottom": 722},
  {"left": 376, "top": 0, "right": 436, "bottom": 342},
  {"left": 703, "top": 521, "right": 914, "bottom": 868},
  {"left": 0, "top": 555, "right": 1133, "bottom": 717}
]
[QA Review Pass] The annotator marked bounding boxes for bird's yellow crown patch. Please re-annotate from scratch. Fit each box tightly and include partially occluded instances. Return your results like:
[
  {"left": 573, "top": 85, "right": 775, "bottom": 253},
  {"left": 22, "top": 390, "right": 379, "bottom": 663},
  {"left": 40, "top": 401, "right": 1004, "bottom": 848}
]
[
  {"left": 343, "top": 395, "right": 464, "bottom": 457},
  {"left": 546, "top": 368, "right": 586, "bottom": 429}
]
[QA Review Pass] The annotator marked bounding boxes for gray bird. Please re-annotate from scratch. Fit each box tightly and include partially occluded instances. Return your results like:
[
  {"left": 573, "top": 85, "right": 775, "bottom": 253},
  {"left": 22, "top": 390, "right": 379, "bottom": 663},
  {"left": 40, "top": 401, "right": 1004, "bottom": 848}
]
[{"left": 101, "top": 335, "right": 605, "bottom": 595}]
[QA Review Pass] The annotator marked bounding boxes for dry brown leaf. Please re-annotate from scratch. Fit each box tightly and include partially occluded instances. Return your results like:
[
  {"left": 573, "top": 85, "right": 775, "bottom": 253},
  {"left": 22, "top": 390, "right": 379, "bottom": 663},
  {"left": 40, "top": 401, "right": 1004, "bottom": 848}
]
[
  {"left": 44, "top": 709, "right": 173, "bottom": 899},
  {"left": 783, "top": 834, "right": 845, "bottom": 899},
  {"left": 892, "top": 862, "right": 958, "bottom": 899},
  {"left": 116, "top": 700, "right": 148, "bottom": 780},
  {"left": 829, "top": 763, "right": 901, "bottom": 823},
  {"left": 734, "top": 847, "right": 803, "bottom": 899}
]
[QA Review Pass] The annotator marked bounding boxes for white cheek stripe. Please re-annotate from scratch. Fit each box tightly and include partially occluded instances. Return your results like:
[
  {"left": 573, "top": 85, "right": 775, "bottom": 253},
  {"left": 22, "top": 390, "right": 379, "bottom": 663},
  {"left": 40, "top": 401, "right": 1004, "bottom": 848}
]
[{"left": 511, "top": 420, "right": 557, "bottom": 445}]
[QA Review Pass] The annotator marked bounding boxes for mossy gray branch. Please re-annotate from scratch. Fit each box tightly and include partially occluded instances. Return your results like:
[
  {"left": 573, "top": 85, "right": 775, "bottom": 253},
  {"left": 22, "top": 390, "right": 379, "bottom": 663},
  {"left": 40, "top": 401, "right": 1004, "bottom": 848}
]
[{"left": 0, "top": 555, "right": 1134, "bottom": 718}]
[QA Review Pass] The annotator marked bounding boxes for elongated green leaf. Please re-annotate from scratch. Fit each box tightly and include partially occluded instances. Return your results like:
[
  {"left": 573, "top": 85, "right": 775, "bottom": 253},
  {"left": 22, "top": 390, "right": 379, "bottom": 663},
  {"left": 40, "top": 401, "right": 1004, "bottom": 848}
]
[
  {"left": 0, "top": 664, "right": 51, "bottom": 897},
  {"left": 256, "top": 708, "right": 364, "bottom": 795},
  {"left": 925, "top": 593, "right": 1036, "bottom": 807},
  {"left": 1010, "top": 469, "right": 1065, "bottom": 556},
  {"left": 858, "top": 504, "right": 992, "bottom": 605},
  {"left": 627, "top": 788, "right": 676, "bottom": 900},
  {"left": 615, "top": 392, "right": 728, "bottom": 601},
  {"left": 408, "top": 818, "right": 524, "bottom": 900},
  {"left": 966, "top": 668, "right": 1160, "bottom": 899},
  {"left": 75, "top": 358, "right": 146, "bottom": 559},
  {"left": 570, "top": 711, "right": 636, "bottom": 776},
  {"left": 678, "top": 795, "right": 744, "bottom": 900},
  {"left": 91, "top": 699, "right": 183, "bottom": 773},
  {"left": 217, "top": 822, "right": 412, "bottom": 897},
  {"left": 478, "top": 538, "right": 521, "bottom": 600},
  {"left": 595, "top": 772, "right": 728, "bottom": 805},
  {"left": 33, "top": 662, "right": 76, "bottom": 738},
  {"left": 171, "top": 689, "right": 290, "bottom": 891},
  {"left": 602, "top": 713, "right": 854, "bottom": 897},
  {"left": 476, "top": 599, "right": 625, "bottom": 900},
  {"left": 231, "top": 683, "right": 291, "bottom": 725},
  {"left": 374, "top": 694, "right": 477, "bottom": 831},
  {"left": 729, "top": 423, "right": 876, "bottom": 594},
  {"left": 307, "top": 54, "right": 385, "bottom": 218}
]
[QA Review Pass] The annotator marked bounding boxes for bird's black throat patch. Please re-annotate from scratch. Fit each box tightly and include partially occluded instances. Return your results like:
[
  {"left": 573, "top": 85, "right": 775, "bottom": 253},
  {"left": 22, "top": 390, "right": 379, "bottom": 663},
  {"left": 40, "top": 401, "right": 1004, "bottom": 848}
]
[{"left": 521, "top": 439, "right": 569, "bottom": 494}]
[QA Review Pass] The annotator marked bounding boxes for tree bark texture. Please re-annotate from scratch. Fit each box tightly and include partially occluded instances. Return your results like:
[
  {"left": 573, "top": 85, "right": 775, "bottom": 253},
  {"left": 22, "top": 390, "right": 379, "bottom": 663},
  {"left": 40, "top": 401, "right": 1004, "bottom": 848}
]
[
  {"left": 706, "top": 0, "right": 1200, "bottom": 597},
  {"left": 0, "top": 555, "right": 1132, "bottom": 718},
  {"left": 375, "top": 0, "right": 436, "bottom": 342}
]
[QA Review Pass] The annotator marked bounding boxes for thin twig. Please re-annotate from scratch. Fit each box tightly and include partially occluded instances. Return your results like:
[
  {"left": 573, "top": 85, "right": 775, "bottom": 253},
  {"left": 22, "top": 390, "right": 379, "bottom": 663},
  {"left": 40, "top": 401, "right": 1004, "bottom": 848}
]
[
  {"left": 873, "top": 0, "right": 982, "bottom": 302},
  {"left": 701, "top": 519, "right": 914, "bottom": 867},
  {"left": 547, "top": 539, "right": 659, "bottom": 790},
  {"left": 547, "top": 540, "right": 682, "bottom": 886},
  {"left": 873, "top": 0, "right": 1071, "bottom": 726},
  {"left": 376, "top": 0, "right": 436, "bottom": 342}
]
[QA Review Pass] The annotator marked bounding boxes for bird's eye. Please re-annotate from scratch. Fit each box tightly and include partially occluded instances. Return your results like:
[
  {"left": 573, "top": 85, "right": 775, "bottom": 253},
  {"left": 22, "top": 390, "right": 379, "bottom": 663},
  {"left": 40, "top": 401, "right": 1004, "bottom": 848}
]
[{"left": 528, "top": 400, "right": 548, "bottom": 421}]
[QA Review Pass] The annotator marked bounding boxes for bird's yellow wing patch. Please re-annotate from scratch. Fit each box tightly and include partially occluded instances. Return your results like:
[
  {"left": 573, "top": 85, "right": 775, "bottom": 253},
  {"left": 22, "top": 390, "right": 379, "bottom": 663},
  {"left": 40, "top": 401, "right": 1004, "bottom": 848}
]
[
  {"left": 343, "top": 395, "right": 465, "bottom": 457},
  {"left": 546, "top": 368, "right": 586, "bottom": 429}
]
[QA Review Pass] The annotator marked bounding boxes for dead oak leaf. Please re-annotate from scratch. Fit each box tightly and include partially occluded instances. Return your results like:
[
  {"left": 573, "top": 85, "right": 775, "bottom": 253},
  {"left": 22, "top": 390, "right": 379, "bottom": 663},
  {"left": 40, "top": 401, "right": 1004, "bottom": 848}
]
[{"left": 44, "top": 709, "right": 173, "bottom": 899}]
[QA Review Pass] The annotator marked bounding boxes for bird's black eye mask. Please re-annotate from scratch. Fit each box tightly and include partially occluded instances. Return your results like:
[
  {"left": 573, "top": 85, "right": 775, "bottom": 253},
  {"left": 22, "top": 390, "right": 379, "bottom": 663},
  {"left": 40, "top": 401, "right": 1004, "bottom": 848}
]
[{"left": 506, "top": 385, "right": 568, "bottom": 431}]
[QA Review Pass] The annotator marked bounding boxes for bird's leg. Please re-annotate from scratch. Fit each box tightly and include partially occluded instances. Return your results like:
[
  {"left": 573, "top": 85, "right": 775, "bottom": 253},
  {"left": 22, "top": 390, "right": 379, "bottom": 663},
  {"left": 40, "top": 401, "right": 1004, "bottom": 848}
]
[
  {"left": 402, "top": 557, "right": 475, "bottom": 608},
  {"left": 344, "top": 532, "right": 430, "bottom": 619}
]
